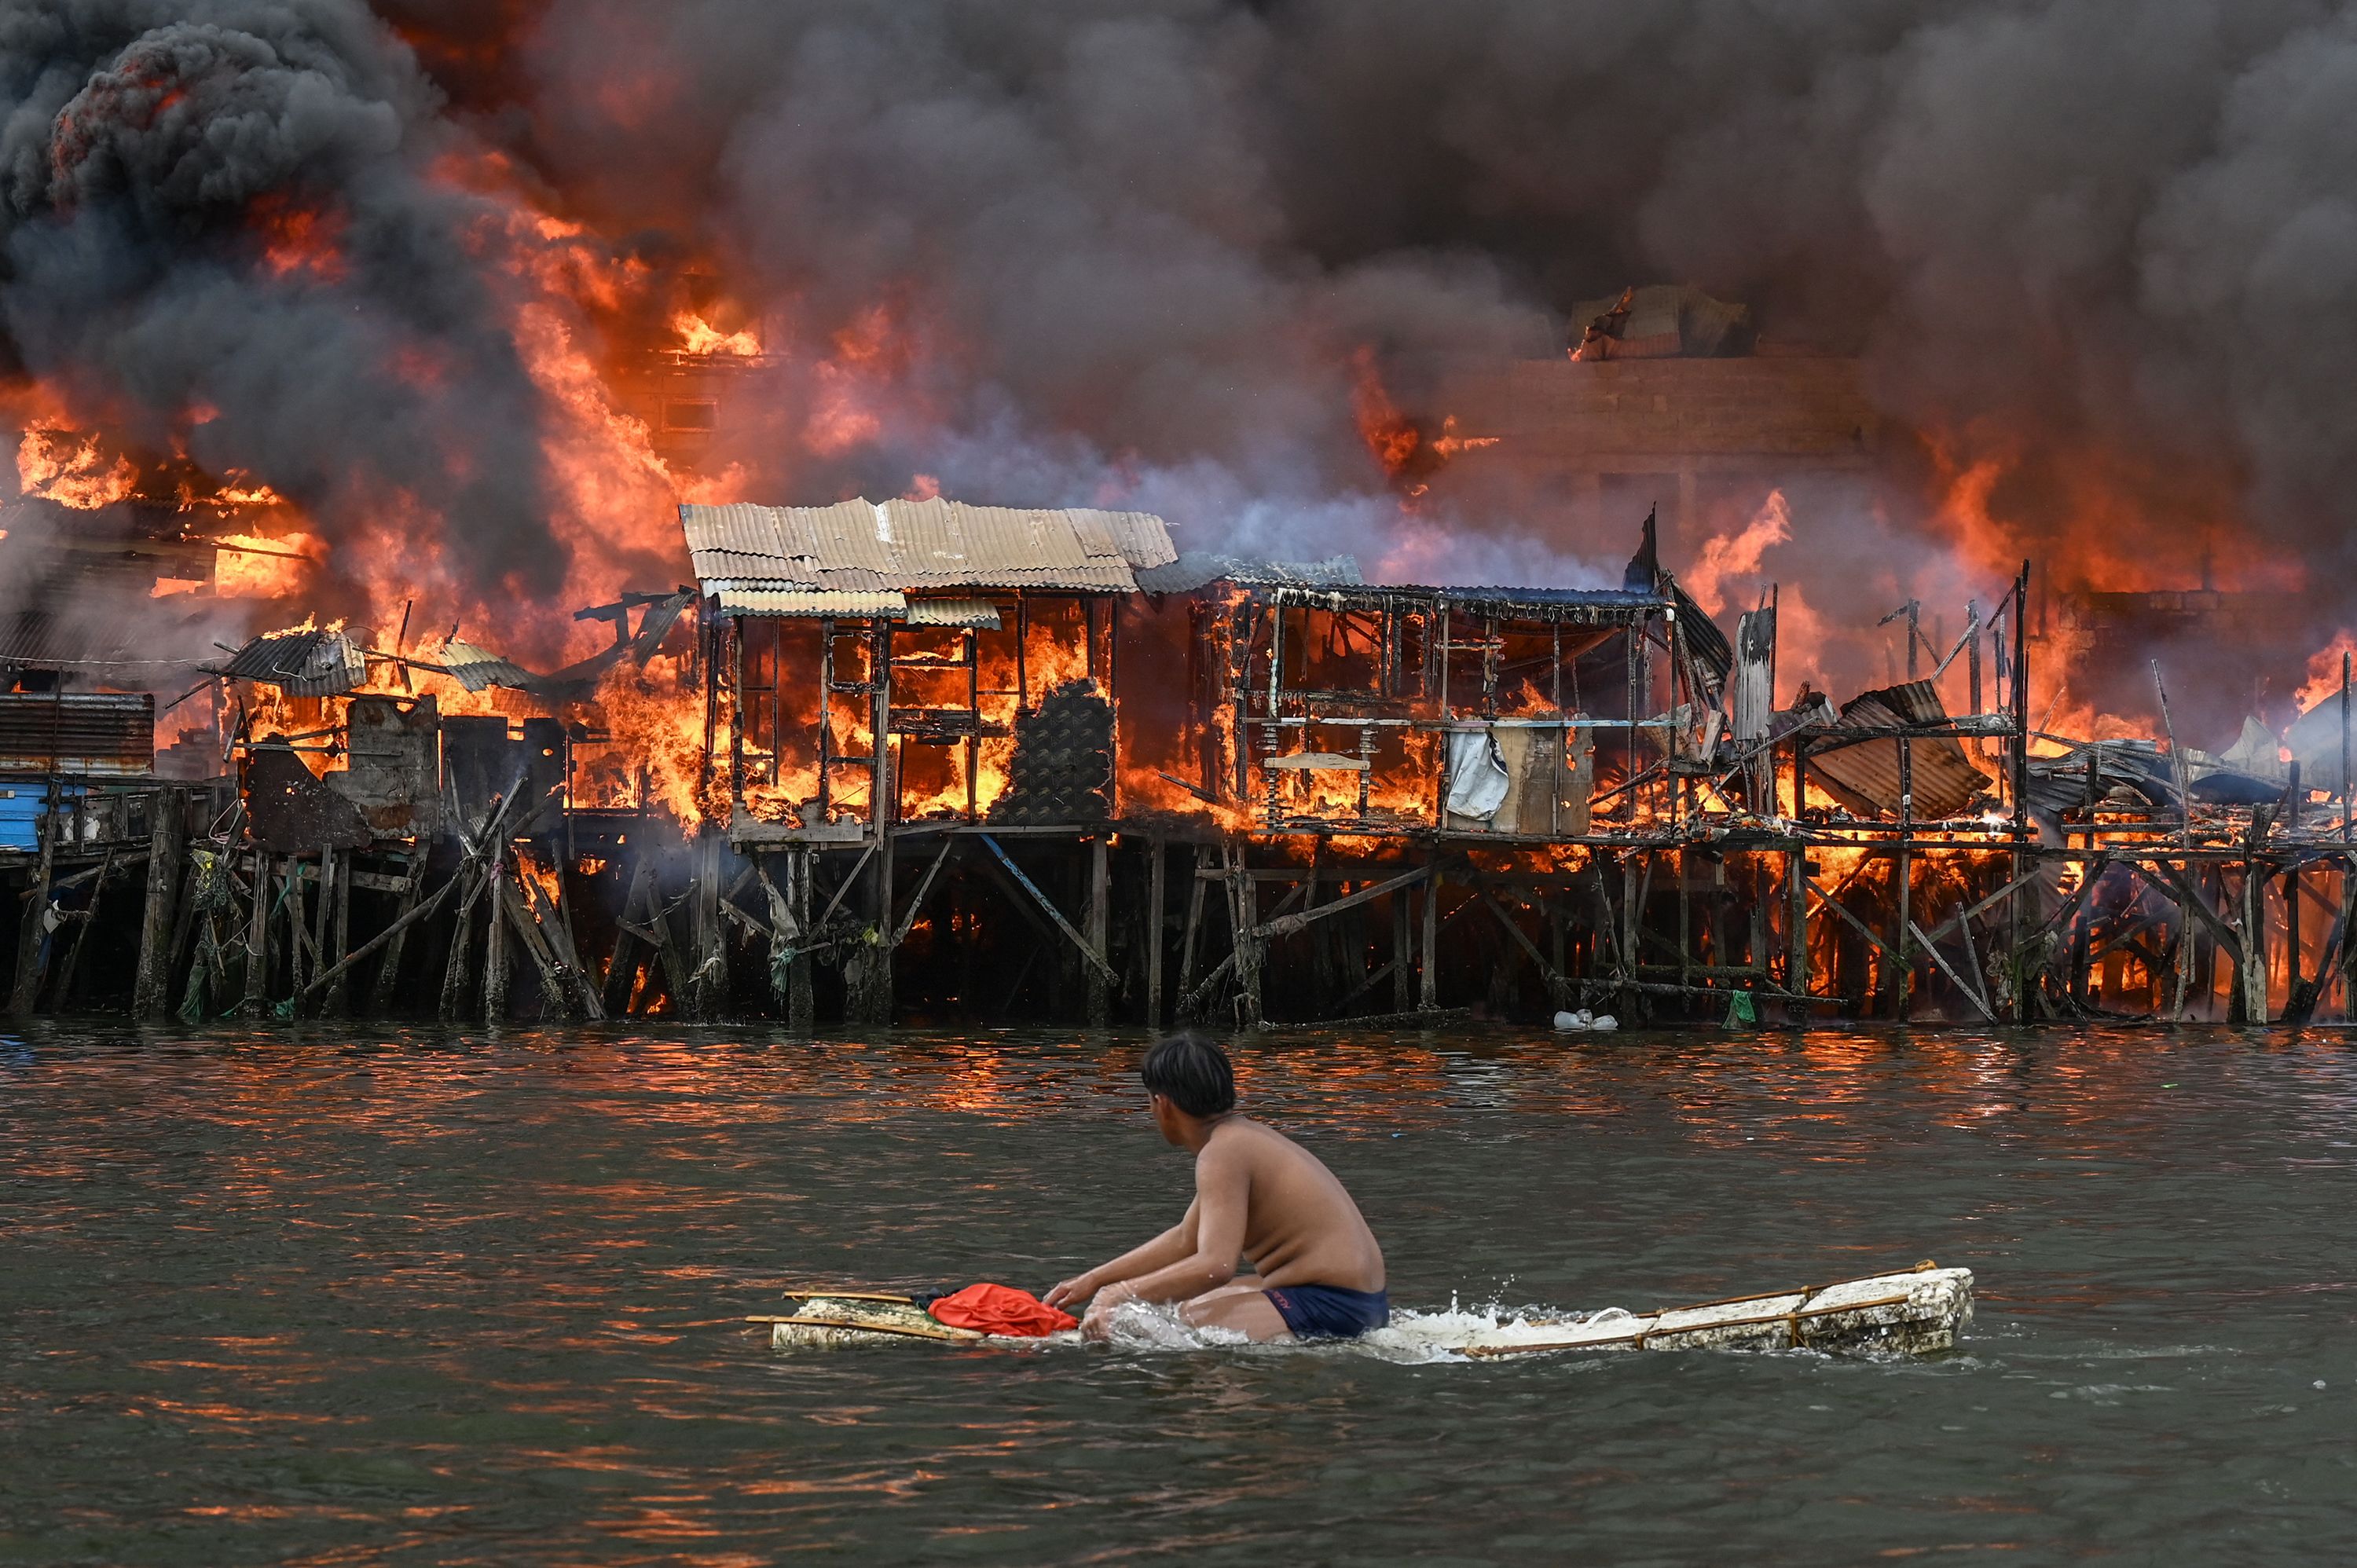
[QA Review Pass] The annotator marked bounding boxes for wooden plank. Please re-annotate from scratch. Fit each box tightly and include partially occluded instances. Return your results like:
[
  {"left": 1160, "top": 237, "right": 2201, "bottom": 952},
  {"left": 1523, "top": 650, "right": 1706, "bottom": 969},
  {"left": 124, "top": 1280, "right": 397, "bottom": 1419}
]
[
  {"left": 1255, "top": 862, "right": 1436, "bottom": 941},
  {"left": 891, "top": 833, "right": 958, "bottom": 949},
  {"left": 977, "top": 834, "right": 1119, "bottom": 985},
  {"left": 1908, "top": 918, "right": 1996, "bottom": 1023},
  {"left": 298, "top": 873, "right": 461, "bottom": 1013},
  {"left": 368, "top": 853, "right": 427, "bottom": 1015},
  {"left": 2128, "top": 859, "right": 2242, "bottom": 962}
]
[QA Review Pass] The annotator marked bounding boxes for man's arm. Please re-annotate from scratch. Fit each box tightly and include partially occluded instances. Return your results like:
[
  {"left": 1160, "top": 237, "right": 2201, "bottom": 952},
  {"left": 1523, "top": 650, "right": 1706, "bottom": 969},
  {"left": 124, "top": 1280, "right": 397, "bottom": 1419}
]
[
  {"left": 1043, "top": 1200, "right": 1199, "bottom": 1310},
  {"left": 1083, "top": 1145, "right": 1248, "bottom": 1310}
]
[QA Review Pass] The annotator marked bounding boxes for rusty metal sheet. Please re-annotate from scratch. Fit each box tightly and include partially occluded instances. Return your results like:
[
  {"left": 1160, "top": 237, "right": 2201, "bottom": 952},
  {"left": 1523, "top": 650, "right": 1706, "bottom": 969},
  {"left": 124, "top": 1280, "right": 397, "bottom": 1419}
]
[
  {"left": 328, "top": 694, "right": 441, "bottom": 836},
  {"left": 0, "top": 692, "right": 153, "bottom": 775},
  {"left": 245, "top": 746, "right": 373, "bottom": 852}
]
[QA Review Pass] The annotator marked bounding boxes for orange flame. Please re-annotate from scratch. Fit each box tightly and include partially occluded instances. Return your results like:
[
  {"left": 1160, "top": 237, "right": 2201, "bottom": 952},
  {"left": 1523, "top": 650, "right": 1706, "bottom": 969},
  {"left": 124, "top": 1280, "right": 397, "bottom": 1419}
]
[{"left": 18, "top": 427, "right": 134, "bottom": 508}]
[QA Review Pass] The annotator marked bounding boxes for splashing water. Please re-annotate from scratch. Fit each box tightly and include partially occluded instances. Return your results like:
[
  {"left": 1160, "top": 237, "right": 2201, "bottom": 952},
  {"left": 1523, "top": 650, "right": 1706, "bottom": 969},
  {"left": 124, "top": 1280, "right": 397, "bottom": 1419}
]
[{"left": 1093, "top": 1295, "right": 1633, "bottom": 1365}]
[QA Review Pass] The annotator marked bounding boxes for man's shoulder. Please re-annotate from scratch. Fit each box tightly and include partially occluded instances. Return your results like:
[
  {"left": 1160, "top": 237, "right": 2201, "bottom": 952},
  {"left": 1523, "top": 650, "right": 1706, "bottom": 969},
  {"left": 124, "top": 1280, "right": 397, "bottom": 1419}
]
[{"left": 1200, "top": 1116, "right": 1305, "bottom": 1168}]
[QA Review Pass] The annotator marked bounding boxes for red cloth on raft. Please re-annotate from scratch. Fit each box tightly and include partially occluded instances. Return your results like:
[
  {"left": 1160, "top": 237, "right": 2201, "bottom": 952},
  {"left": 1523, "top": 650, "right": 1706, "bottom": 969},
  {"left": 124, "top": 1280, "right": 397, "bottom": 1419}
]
[{"left": 926, "top": 1283, "right": 1077, "bottom": 1337}]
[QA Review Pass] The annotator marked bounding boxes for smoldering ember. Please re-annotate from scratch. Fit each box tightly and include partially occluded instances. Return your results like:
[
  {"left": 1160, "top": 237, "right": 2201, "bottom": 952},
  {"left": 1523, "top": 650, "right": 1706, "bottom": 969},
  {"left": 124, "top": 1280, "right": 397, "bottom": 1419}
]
[{"left": 7, "top": 5, "right": 2357, "bottom": 1036}]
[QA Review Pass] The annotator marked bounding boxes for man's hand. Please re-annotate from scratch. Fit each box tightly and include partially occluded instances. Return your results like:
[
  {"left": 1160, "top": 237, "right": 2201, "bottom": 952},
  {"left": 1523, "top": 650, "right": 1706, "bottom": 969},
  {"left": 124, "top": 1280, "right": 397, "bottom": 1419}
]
[
  {"left": 1080, "top": 1282, "right": 1138, "bottom": 1341},
  {"left": 1043, "top": 1274, "right": 1094, "bottom": 1312}
]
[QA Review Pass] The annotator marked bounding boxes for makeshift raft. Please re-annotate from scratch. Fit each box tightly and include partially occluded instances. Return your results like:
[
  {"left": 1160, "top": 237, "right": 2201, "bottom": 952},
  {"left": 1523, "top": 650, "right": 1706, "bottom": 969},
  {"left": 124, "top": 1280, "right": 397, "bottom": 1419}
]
[
  {"left": 1456, "top": 1261, "right": 1973, "bottom": 1359},
  {"left": 750, "top": 1262, "right": 1973, "bottom": 1357},
  {"left": 750, "top": 1290, "right": 999, "bottom": 1348}
]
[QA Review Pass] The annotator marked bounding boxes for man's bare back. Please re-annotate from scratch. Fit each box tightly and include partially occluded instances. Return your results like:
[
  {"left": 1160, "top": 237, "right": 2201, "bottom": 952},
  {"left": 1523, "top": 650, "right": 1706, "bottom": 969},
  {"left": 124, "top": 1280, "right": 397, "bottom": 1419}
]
[{"left": 1043, "top": 1035, "right": 1387, "bottom": 1343}]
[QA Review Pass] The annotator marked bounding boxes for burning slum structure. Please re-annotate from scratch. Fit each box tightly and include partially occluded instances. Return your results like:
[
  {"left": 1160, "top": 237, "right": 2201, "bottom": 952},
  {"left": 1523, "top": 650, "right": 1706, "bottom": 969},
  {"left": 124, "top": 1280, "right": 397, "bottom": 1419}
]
[{"left": 11, "top": 487, "right": 2357, "bottom": 1031}]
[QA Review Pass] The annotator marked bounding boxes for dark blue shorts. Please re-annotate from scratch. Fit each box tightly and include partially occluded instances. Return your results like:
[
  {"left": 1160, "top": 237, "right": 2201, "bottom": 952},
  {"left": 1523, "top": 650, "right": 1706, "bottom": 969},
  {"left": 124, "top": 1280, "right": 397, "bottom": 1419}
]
[{"left": 1263, "top": 1283, "right": 1390, "bottom": 1339}]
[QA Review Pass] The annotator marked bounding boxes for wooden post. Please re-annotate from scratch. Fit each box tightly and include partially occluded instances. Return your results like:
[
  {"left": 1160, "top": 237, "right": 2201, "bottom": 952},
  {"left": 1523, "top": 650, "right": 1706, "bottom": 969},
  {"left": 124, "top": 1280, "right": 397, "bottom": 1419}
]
[
  {"left": 1176, "top": 842, "right": 1208, "bottom": 1020},
  {"left": 484, "top": 844, "right": 510, "bottom": 1023},
  {"left": 438, "top": 863, "right": 481, "bottom": 1022},
  {"left": 691, "top": 826, "right": 728, "bottom": 1021},
  {"left": 790, "top": 845, "right": 816, "bottom": 1031},
  {"left": 1895, "top": 740, "right": 1914, "bottom": 1021},
  {"left": 1144, "top": 836, "right": 1165, "bottom": 1028},
  {"left": 369, "top": 849, "right": 425, "bottom": 1016},
  {"left": 1419, "top": 855, "right": 1441, "bottom": 1010},
  {"left": 603, "top": 854, "right": 650, "bottom": 1015},
  {"left": 327, "top": 847, "right": 352, "bottom": 1017},
  {"left": 2285, "top": 855, "right": 2303, "bottom": 1013},
  {"left": 310, "top": 847, "right": 339, "bottom": 1010},
  {"left": 1085, "top": 834, "right": 1111, "bottom": 1027},
  {"left": 241, "top": 849, "right": 273, "bottom": 1018},
  {"left": 1620, "top": 854, "right": 1640, "bottom": 1012},
  {"left": 2240, "top": 856, "right": 2268, "bottom": 1024},
  {"left": 1786, "top": 839, "right": 1809, "bottom": 1018},
  {"left": 134, "top": 789, "right": 184, "bottom": 1018},
  {"left": 53, "top": 845, "right": 115, "bottom": 1010},
  {"left": 1230, "top": 841, "right": 1264, "bottom": 1027},
  {"left": 15, "top": 777, "right": 65, "bottom": 1013},
  {"left": 1392, "top": 881, "right": 1414, "bottom": 1013}
]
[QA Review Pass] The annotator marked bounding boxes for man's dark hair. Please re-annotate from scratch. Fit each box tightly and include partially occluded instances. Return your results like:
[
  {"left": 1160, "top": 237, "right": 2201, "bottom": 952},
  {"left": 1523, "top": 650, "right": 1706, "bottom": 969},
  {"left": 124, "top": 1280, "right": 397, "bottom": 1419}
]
[{"left": 1141, "top": 1033, "right": 1236, "bottom": 1119}]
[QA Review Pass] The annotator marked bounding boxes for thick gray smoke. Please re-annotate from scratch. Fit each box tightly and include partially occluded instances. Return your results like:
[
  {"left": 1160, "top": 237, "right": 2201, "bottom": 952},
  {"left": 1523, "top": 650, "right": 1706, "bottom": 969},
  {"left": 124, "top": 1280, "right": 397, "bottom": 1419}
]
[
  {"left": 475, "top": 3, "right": 2351, "bottom": 573},
  {"left": 0, "top": 0, "right": 579, "bottom": 606}
]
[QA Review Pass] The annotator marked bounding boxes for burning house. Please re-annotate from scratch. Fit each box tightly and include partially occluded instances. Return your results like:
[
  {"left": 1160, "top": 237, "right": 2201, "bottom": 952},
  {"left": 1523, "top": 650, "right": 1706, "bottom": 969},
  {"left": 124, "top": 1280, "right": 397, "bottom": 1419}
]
[{"left": 6, "top": 472, "right": 2357, "bottom": 1036}]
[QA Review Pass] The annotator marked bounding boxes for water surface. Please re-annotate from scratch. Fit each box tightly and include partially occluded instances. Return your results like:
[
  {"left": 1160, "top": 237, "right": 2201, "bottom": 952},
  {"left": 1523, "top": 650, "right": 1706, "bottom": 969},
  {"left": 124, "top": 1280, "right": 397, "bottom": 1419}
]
[{"left": 4, "top": 1024, "right": 2355, "bottom": 1563}]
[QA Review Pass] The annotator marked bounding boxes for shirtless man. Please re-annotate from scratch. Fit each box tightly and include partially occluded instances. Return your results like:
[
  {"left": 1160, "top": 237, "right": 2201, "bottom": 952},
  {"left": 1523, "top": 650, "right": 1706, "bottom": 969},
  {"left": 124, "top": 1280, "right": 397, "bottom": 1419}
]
[{"left": 1043, "top": 1034, "right": 1387, "bottom": 1342}]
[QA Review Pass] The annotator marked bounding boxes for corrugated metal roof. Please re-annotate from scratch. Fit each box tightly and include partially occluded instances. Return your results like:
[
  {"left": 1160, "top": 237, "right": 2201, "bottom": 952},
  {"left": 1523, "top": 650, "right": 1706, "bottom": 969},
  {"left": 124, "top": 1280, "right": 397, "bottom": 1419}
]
[
  {"left": 904, "top": 598, "right": 1002, "bottom": 629},
  {"left": 681, "top": 498, "right": 1175, "bottom": 596},
  {"left": 437, "top": 638, "right": 540, "bottom": 693},
  {"left": 215, "top": 629, "right": 367, "bottom": 696},
  {"left": 714, "top": 588, "right": 907, "bottom": 618},
  {"left": 1262, "top": 581, "right": 1662, "bottom": 625},
  {"left": 1135, "top": 553, "right": 1365, "bottom": 594},
  {"left": 1809, "top": 682, "right": 1989, "bottom": 819}
]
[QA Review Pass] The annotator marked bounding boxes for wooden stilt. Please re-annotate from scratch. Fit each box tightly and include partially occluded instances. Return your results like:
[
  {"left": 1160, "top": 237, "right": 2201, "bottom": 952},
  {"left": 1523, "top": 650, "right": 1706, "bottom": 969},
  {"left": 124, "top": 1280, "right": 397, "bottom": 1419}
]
[
  {"left": 369, "top": 850, "right": 425, "bottom": 1016},
  {"left": 241, "top": 848, "right": 273, "bottom": 1019},
  {"left": 1392, "top": 881, "right": 1413, "bottom": 1013},
  {"left": 1085, "top": 833, "right": 1110, "bottom": 1027},
  {"left": 1144, "top": 836, "right": 1164, "bottom": 1029},
  {"left": 1177, "top": 843, "right": 1209, "bottom": 1020},
  {"left": 52, "top": 845, "right": 115, "bottom": 1010},
  {"left": 790, "top": 846, "right": 815, "bottom": 1030},
  {"left": 134, "top": 789, "right": 185, "bottom": 1019},
  {"left": 312, "top": 847, "right": 339, "bottom": 1011},
  {"left": 483, "top": 844, "right": 510, "bottom": 1024},
  {"left": 8, "top": 779, "right": 61, "bottom": 1016},
  {"left": 604, "top": 854, "right": 654, "bottom": 1017},
  {"left": 1420, "top": 856, "right": 1441, "bottom": 1011},
  {"left": 689, "top": 826, "right": 727, "bottom": 1021},
  {"left": 1229, "top": 841, "right": 1264, "bottom": 1027}
]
